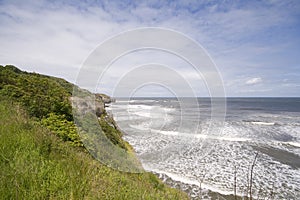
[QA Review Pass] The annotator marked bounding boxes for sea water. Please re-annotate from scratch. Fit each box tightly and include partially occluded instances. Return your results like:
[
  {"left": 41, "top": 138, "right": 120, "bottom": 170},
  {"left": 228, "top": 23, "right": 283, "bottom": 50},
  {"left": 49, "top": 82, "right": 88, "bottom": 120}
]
[{"left": 108, "top": 98, "right": 300, "bottom": 199}]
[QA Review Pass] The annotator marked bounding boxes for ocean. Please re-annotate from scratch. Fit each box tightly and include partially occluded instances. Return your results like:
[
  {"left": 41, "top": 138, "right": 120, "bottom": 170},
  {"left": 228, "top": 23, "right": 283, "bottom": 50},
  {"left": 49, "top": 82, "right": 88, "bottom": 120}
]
[{"left": 107, "top": 98, "right": 300, "bottom": 199}]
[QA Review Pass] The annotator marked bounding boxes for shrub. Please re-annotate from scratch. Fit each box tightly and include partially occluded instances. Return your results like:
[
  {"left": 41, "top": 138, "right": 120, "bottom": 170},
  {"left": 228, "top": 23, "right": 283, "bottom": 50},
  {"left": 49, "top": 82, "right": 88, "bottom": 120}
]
[{"left": 41, "top": 113, "right": 82, "bottom": 147}]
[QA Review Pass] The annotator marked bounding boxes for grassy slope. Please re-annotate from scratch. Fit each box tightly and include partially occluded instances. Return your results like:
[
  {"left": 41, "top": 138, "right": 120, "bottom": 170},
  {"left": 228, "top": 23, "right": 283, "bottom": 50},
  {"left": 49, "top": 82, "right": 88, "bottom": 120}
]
[{"left": 0, "top": 65, "right": 188, "bottom": 199}]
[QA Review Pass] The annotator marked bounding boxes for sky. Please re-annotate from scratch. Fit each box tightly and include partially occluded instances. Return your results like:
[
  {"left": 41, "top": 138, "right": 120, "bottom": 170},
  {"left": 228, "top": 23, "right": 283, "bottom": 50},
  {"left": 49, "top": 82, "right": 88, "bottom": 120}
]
[{"left": 0, "top": 0, "right": 299, "bottom": 97}]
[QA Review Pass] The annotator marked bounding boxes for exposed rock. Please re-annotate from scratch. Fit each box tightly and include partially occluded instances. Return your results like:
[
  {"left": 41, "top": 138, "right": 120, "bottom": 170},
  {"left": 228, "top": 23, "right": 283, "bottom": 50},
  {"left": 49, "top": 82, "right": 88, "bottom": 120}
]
[
  {"left": 71, "top": 95, "right": 105, "bottom": 118},
  {"left": 95, "top": 93, "right": 115, "bottom": 104}
]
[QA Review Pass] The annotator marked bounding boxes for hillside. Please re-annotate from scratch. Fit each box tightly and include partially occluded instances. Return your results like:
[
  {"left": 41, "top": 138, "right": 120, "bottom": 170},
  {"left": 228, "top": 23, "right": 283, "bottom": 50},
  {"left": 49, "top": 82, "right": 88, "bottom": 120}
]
[{"left": 0, "top": 65, "right": 188, "bottom": 199}]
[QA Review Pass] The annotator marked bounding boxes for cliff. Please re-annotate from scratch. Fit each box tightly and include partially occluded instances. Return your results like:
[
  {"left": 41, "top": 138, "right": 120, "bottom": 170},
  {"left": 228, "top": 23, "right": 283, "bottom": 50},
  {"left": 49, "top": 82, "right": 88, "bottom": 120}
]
[{"left": 0, "top": 65, "right": 188, "bottom": 199}]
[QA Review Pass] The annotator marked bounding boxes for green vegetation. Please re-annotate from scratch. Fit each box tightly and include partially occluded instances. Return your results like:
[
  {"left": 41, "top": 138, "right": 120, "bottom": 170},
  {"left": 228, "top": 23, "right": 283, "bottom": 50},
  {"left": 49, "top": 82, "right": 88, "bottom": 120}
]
[
  {"left": 41, "top": 113, "right": 82, "bottom": 147},
  {"left": 0, "top": 100, "right": 187, "bottom": 199},
  {"left": 0, "top": 65, "right": 73, "bottom": 120},
  {"left": 98, "top": 115, "right": 127, "bottom": 150},
  {"left": 0, "top": 65, "right": 188, "bottom": 199}
]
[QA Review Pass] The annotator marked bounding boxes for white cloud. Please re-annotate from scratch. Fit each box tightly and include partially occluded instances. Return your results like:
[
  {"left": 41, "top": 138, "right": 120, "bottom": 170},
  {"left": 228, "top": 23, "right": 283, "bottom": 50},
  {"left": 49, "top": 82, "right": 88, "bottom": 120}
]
[
  {"left": 246, "top": 77, "right": 262, "bottom": 85},
  {"left": 0, "top": 0, "right": 299, "bottom": 96}
]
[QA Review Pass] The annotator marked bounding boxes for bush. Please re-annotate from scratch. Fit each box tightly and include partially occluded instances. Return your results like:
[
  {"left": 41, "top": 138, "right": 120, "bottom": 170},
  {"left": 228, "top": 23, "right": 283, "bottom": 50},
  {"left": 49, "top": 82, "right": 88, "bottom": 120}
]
[{"left": 41, "top": 113, "right": 82, "bottom": 147}]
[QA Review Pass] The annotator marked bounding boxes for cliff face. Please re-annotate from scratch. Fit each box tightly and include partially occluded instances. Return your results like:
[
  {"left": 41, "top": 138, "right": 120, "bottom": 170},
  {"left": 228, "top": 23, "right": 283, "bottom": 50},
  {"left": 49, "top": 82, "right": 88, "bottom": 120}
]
[
  {"left": 71, "top": 96, "right": 105, "bottom": 118},
  {"left": 71, "top": 93, "right": 115, "bottom": 118},
  {"left": 71, "top": 88, "right": 131, "bottom": 152},
  {"left": 95, "top": 93, "right": 115, "bottom": 104}
]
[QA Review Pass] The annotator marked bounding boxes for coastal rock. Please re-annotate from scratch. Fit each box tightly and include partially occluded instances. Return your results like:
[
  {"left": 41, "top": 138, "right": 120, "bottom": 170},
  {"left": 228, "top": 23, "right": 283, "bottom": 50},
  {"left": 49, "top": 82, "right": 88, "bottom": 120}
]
[
  {"left": 71, "top": 95, "right": 105, "bottom": 118},
  {"left": 95, "top": 93, "right": 115, "bottom": 105}
]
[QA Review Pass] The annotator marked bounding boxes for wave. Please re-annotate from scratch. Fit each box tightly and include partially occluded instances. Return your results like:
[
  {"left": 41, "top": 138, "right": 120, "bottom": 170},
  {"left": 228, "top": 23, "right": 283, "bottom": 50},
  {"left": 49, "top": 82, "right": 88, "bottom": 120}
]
[
  {"left": 147, "top": 168, "right": 235, "bottom": 196},
  {"left": 129, "top": 124, "right": 150, "bottom": 131},
  {"left": 213, "top": 136, "right": 250, "bottom": 142},
  {"left": 128, "top": 99, "right": 158, "bottom": 103},
  {"left": 125, "top": 104, "right": 176, "bottom": 120},
  {"left": 285, "top": 142, "right": 300, "bottom": 148},
  {"left": 149, "top": 129, "right": 251, "bottom": 142},
  {"left": 154, "top": 130, "right": 180, "bottom": 136},
  {"left": 251, "top": 121, "right": 276, "bottom": 126},
  {"left": 114, "top": 100, "right": 130, "bottom": 103},
  {"left": 196, "top": 134, "right": 250, "bottom": 142},
  {"left": 239, "top": 107, "right": 265, "bottom": 111},
  {"left": 243, "top": 120, "right": 277, "bottom": 126},
  {"left": 127, "top": 104, "right": 153, "bottom": 110},
  {"left": 133, "top": 111, "right": 151, "bottom": 118}
]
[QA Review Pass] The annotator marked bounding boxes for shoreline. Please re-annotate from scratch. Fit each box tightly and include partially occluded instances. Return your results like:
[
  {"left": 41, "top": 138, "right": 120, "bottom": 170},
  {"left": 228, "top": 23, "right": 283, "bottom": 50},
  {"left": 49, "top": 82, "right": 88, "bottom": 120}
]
[{"left": 151, "top": 170, "right": 244, "bottom": 199}]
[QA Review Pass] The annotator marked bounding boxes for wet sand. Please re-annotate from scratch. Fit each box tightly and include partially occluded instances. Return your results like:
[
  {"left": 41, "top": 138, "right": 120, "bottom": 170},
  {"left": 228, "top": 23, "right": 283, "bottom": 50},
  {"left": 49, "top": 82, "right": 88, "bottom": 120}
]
[{"left": 252, "top": 145, "right": 300, "bottom": 169}]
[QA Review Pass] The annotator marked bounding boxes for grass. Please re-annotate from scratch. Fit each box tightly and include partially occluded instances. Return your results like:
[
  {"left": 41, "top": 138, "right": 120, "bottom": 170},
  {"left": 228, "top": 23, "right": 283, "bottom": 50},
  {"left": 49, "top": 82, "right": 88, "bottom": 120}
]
[{"left": 0, "top": 100, "right": 188, "bottom": 199}]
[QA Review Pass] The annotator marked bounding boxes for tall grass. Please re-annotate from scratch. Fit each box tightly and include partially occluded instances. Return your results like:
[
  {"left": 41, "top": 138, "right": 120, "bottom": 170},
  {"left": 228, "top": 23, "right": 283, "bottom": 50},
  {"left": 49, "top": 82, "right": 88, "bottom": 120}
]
[{"left": 0, "top": 100, "right": 188, "bottom": 199}]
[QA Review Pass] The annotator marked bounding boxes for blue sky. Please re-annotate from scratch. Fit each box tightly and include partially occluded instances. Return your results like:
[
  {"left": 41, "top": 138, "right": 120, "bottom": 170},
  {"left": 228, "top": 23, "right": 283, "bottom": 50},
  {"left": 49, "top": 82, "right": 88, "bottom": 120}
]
[{"left": 0, "top": 0, "right": 299, "bottom": 97}]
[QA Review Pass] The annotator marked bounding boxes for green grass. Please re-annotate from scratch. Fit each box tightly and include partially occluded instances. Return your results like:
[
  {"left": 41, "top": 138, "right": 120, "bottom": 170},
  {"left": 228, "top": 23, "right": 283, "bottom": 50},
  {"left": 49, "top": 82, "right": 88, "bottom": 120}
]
[{"left": 0, "top": 100, "right": 188, "bottom": 199}]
